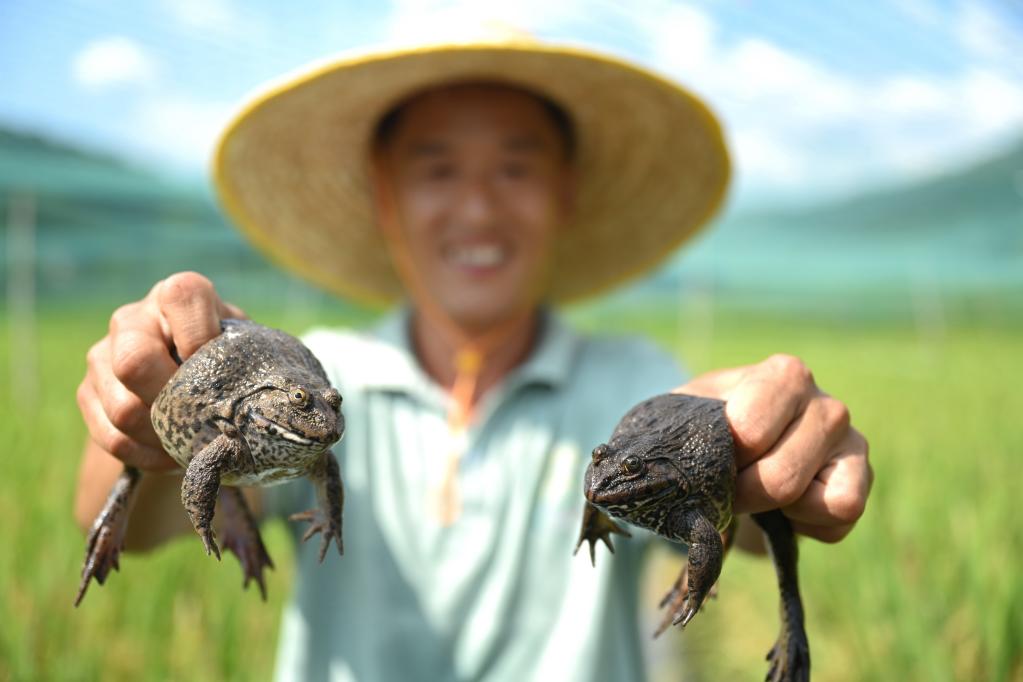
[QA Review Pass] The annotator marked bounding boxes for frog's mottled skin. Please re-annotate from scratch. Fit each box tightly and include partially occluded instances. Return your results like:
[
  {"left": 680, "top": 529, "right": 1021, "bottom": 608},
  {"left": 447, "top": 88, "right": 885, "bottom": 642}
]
[
  {"left": 577, "top": 393, "right": 810, "bottom": 682},
  {"left": 75, "top": 319, "right": 345, "bottom": 606}
]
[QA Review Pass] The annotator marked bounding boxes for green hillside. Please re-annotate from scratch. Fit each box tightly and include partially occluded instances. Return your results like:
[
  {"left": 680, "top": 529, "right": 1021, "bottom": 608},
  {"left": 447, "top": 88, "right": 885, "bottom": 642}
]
[
  {"left": 2, "top": 125, "right": 1019, "bottom": 317},
  {"left": 669, "top": 137, "right": 1023, "bottom": 312},
  {"left": 0, "top": 126, "right": 337, "bottom": 309},
  {"left": 749, "top": 139, "right": 1023, "bottom": 234}
]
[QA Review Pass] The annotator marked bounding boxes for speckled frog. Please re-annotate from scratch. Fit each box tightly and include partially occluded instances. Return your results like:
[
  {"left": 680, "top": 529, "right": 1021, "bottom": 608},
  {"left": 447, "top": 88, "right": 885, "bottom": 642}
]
[
  {"left": 75, "top": 319, "right": 345, "bottom": 606},
  {"left": 577, "top": 393, "right": 810, "bottom": 682}
]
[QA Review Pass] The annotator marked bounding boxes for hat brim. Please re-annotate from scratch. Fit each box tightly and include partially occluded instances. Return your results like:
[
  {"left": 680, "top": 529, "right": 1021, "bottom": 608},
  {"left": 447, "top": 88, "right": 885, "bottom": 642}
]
[{"left": 214, "top": 40, "right": 731, "bottom": 307}]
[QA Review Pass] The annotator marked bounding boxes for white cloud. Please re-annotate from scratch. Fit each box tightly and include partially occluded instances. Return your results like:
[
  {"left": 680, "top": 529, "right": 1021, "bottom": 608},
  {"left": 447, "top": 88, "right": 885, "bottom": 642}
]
[
  {"left": 960, "top": 68, "right": 1023, "bottom": 137},
  {"left": 162, "top": 0, "right": 234, "bottom": 31},
  {"left": 648, "top": 4, "right": 715, "bottom": 74},
  {"left": 72, "top": 37, "right": 157, "bottom": 92},
  {"left": 381, "top": 0, "right": 583, "bottom": 45},
  {"left": 159, "top": 0, "right": 269, "bottom": 40},
  {"left": 133, "top": 93, "right": 235, "bottom": 169},
  {"left": 874, "top": 77, "right": 951, "bottom": 116},
  {"left": 636, "top": 3, "right": 1023, "bottom": 204},
  {"left": 893, "top": 0, "right": 944, "bottom": 28},
  {"left": 955, "top": 2, "right": 1019, "bottom": 63}
]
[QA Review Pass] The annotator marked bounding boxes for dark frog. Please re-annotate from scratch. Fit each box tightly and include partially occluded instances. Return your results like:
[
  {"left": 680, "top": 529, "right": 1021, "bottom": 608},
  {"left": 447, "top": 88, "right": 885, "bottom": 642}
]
[
  {"left": 75, "top": 319, "right": 346, "bottom": 606},
  {"left": 577, "top": 393, "right": 810, "bottom": 682}
]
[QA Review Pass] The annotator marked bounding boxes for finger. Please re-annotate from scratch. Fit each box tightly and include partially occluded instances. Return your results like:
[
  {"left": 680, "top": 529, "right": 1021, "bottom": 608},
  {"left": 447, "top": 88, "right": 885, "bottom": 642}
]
[
  {"left": 733, "top": 394, "right": 850, "bottom": 514},
  {"left": 87, "top": 338, "right": 165, "bottom": 450},
  {"left": 108, "top": 305, "right": 181, "bottom": 404},
  {"left": 220, "top": 300, "right": 247, "bottom": 320},
  {"left": 725, "top": 355, "right": 817, "bottom": 468},
  {"left": 77, "top": 379, "right": 178, "bottom": 472},
  {"left": 155, "top": 272, "right": 224, "bottom": 360},
  {"left": 781, "top": 429, "right": 871, "bottom": 527}
]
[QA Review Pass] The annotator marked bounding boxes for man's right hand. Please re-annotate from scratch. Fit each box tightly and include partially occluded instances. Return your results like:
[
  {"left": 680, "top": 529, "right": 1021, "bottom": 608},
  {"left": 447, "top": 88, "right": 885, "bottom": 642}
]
[{"left": 76, "top": 272, "right": 246, "bottom": 472}]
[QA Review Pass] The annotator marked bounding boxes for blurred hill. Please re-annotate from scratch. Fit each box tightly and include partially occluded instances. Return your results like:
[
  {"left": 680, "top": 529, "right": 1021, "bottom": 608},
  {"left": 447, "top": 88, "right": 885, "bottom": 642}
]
[
  {"left": 0, "top": 127, "right": 316, "bottom": 307},
  {"left": 2, "top": 125, "right": 1021, "bottom": 318},
  {"left": 664, "top": 138, "right": 1023, "bottom": 319}
]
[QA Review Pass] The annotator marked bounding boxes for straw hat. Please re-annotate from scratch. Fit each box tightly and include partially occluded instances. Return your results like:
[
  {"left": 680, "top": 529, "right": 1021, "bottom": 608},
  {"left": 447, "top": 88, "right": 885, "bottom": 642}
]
[{"left": 213, "top": 31, "right": 730, "bottom": 307}]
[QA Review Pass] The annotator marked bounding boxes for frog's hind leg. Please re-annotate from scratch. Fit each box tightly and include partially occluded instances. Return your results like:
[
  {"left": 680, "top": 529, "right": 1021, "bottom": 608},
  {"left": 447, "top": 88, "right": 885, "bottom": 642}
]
[
  {"left": 217, "top": 486, "right": 274, "bottom": 600},
  {"left": 74, "top": 466, "right": 142, "bottom": 606},
  {"left": 752, "top": 509, "right": 810, "bottom": 682},
  {"left": 289, "top": 451, "right": 344, "bottom": 562},
  {"left": 181, "top": 433, "right": 247, "bottom": 560},
  {"left": 654, "top": 516, "right": 736, "bottom": 637}
]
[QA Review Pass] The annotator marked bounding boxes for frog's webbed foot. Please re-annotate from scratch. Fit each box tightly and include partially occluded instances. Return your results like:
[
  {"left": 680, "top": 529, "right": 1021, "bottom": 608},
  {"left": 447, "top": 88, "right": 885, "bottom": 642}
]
[
  {"left": 766, "top": 631, "right": 810, "bottom": 682},
  {"left": 217, "top": 486, "right": 274, "bottom": 600},
  {"left": 574, "top": 503, "right": 631, "bottom": 566},
  {"left": 182, "top": 433, "right": 247, "bottom": 561},
  {"left": 291, "top": 451, "right": 344, "bottom": 562},
  {"left": 74, "top": 466, "right": 142, "bottom": 607}
]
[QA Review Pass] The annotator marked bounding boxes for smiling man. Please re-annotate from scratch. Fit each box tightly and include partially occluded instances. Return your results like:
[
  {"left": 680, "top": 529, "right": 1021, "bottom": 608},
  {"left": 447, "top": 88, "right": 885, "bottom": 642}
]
[{"left": 75, "top": 35, "right": 871, "bottom": 682}]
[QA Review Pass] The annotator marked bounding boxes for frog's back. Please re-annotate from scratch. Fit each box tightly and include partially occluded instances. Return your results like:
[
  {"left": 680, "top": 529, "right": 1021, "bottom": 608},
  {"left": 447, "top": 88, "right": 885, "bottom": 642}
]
[
  {"left": 151, "top": 319, "right": 331, "bottom": 467},
  {"left": 610, "top": 393, "right": 736, "bottom": 532}
]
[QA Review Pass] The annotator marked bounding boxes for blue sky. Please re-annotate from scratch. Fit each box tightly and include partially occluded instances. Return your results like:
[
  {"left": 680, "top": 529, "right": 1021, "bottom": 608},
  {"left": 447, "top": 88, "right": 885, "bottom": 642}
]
[{"left": 2, "top": 0, "right": 1021, "bottom": 208}]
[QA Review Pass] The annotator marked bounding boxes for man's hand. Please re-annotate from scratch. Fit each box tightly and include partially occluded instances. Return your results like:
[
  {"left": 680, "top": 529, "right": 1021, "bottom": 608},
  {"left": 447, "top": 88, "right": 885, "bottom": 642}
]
[
  {"left": 76, "top": 272, "right": 245, "bottom": 472},
  {"left": 678, "top": 354, "right": 872, "bottom": 543}
]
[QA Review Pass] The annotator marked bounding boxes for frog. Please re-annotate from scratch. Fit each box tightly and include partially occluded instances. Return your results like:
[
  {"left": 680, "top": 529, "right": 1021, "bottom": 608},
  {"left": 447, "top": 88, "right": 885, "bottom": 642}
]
[
  {"left": 75, "top": 319, "right": 346, "bottom": 606},
  {"left": 576, "top": 393, "right": 810, "bottom": 682}
]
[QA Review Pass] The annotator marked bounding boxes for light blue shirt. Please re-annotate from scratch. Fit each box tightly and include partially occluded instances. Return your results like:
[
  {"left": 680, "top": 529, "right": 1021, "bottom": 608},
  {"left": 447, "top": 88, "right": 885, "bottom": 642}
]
[{"left": 265, "top": 310, "right": 685, "bottom": 681}]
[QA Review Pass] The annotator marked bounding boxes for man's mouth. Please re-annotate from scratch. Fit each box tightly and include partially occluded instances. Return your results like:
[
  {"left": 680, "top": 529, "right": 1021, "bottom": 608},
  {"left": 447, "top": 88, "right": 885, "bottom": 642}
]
[{"left": 444, "top": 243, "right": 508, "bottom": 269}]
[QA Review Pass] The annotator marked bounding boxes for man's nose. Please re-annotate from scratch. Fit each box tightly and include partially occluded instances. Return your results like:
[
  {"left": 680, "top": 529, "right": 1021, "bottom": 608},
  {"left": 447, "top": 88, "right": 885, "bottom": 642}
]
[{"left": 454, "top": 176, "right": 499, "bottom": 226}]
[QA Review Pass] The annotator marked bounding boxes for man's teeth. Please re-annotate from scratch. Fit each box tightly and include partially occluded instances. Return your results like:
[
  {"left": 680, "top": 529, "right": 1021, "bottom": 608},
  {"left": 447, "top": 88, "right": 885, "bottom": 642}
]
[{"left": 450, "top": 244, "right": 506, "bottom": 268}]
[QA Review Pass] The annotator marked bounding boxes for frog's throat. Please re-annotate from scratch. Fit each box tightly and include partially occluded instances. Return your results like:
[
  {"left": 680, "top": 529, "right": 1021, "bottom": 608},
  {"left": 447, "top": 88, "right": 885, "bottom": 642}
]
[{"left": 246, "top": 410, "right": 315, "bottom": 446}]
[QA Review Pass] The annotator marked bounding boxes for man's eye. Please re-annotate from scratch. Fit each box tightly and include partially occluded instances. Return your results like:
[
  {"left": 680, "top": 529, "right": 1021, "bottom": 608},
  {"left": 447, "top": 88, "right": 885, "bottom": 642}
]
[
  {"left": 425, "top": 164, "right": 455, "bottom": 180},
  {"left": 501, "top": 163, "right": 529, "bottom": 179}
]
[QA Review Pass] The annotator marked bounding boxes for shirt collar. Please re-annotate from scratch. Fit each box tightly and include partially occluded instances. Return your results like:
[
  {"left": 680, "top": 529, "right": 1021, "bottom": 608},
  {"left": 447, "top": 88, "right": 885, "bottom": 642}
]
[{"left": 362, "top": 307, "right": 579, "bottom": 396}]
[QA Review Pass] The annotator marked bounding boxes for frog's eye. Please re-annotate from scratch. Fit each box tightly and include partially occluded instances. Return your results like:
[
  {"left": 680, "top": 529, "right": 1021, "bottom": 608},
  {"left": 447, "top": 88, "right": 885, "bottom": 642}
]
[
  {"left": 621, "top": 455, "right": 643, "bottom": 475},
  {"left": 592, "top": 444, "right": 608, "bottom": 465},
  {"left": 324, "top": 389, "right": 342, "bottom": 410},
  {"left": 289, "top": 388, "right": 309, "bottom": 407}
]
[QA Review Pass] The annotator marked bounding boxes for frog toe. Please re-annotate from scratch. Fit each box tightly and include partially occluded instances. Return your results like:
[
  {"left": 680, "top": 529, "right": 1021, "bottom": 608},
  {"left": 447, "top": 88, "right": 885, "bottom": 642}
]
[
  {"left": 290, "top": 509, "right": 344, "bottom": 561},
  {"left": 74, "top": 467, "right": 141, "bottom": 607},
  {"left": 765, "top": 634, "right": 810, "bottom": 682},
  {"left": 197, "top": 526, "right": 222, "bottom": 561},
  {"left": 574, "top": 504, "right": 631, "bottom": 566}
]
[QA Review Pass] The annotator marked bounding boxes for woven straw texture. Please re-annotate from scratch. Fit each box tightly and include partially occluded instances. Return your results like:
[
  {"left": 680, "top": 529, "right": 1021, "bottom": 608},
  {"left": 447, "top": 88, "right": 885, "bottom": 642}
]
[{"left": 214, "top": 39, "right": 731, "bottom": 306}]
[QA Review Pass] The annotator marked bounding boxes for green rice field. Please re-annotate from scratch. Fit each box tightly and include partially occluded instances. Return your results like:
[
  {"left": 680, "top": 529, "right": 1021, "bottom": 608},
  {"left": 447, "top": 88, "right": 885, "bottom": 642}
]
[{"left": 1, "top": 302, "right": 1020, "bottom": 681}]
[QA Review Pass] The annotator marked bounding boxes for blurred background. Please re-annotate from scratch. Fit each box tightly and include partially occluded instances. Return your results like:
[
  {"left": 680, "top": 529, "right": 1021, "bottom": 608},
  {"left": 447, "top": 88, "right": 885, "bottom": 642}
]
[{"left": 1, "top": 1, "right": 1020, "bottom": 680}]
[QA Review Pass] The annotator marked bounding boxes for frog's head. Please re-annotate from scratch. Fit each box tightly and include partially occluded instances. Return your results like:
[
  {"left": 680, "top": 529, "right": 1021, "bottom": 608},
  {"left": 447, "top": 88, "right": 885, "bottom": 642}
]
[
  {"left": 238, "top": 379, "right": 344, "bottom": 453},
  {"left": 583, "top": 435, "right": 688, "bottom": 530}
]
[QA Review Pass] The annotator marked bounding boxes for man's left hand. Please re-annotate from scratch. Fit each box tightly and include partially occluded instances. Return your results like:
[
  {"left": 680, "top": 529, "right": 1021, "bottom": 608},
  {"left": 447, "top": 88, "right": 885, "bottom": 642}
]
[{"left": 677, "top": 354, "right": 872, "bottom": 543}]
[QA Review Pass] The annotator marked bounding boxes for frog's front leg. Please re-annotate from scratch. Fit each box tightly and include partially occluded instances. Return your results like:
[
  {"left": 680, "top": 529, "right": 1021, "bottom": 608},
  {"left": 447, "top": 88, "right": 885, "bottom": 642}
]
[
  {"left": 289, "top": 451, "right": 344, "bottom": 561},
  {"left": 74, "top": 466, "right": 142, "bottom": 606},
  {"left": 182, "top": 433, "right": 247, "bottom": 560},
  {"left": 574, "top": 502, "right": 631, "bottom": 566},
  {"left": 654, "top": 517, "right": 736, "bottom": 637},
  {"left": 217, "top": 486, "right": 274, "bottom": 600},
  {"left": 660, "top": 509, "right": 723, "bottom": 630}
]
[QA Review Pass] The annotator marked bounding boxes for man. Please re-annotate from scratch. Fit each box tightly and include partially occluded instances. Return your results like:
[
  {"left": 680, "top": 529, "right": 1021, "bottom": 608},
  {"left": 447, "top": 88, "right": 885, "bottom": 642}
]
[{"left": 75, "top": 35, "right": 871, "bottom": 681}]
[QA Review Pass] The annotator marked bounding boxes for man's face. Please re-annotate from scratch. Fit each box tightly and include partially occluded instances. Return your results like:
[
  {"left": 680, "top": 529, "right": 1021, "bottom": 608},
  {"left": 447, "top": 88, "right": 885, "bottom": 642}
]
[{"left": 374, "top": 84, "right": 575, "bottom": 333}]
